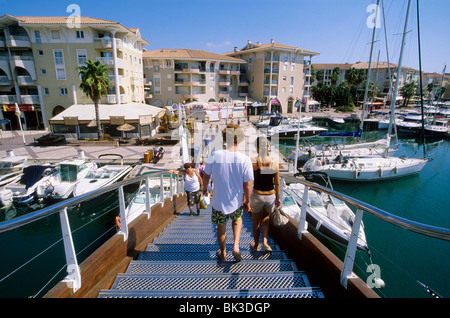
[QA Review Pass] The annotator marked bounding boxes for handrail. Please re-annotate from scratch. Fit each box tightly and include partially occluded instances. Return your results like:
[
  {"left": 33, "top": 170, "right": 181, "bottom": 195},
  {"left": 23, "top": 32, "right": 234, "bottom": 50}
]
[
  {"left": 0, "top": 168, "right": 168, "bottom": 234},
  {"left": 280, "top": 173, "right": 450, "bottom": 241}
]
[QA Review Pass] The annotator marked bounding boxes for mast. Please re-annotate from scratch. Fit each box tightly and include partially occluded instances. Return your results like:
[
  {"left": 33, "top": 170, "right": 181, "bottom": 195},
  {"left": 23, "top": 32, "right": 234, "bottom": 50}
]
[
  {"left": 359, "top": 0, "right": 381, "bottom": 133},
  {"left": 416, "top": 0, "right": 427, "bottom": 157},
  {"left": 387, "top": 0, "right": 412, "bottom": 139}
]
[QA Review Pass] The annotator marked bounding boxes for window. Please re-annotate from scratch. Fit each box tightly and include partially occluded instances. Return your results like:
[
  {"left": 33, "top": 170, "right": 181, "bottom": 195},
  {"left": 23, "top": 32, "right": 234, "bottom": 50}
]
[
  {"left": 38, "top": 50, "right": 43, "bottom": 56},
  {"left": 51, "top": 30, "right": 60, "bottom": 40},
  {"left": 76, "top": 30, "right": 84, "bottom": 39},
  {"left": 35, "top": 30, "right": 42, "bottom": 45},
  {"left": 56, "top": 68, "right": 66, "bottom": 80},
  {"left": 41, "top": 69, "right": 46, "bottom": 75},
  {"left": 290, "top": 77, "right": 294, "bottom": 85},
  {"left": 60, "top": 88, "right": 68, "bottom": 95},
  {"left": 53, "top": 50, "right": 64, "bottom": 65},
  {"left": 44, "top": 88, "right": 49, "bottom": 95},
  {"left": 165, "top": 60, "right": 172, "bottom": 67},
  {"left": 153, "top": 61, "right": 159, "bottom": 72},
  {"left": 76, "top": 49, "right": 87, "bottom": 66}
]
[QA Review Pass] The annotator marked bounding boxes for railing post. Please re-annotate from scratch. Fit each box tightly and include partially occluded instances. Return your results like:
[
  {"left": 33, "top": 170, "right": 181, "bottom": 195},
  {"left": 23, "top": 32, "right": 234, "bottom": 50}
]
[
  {"left": 298, "top": 185, "right": 309, "bottom": 239},
  {"left": 279, "top": 177, "right": 284, "bottom": 203},
  {"left": 118, "top": 185, "right": 128, "bottom": 241},
  {"left": 144, "top": 177, "right": 151, "bottom": 219},
  {"left": 341, "top": 208, "right": 364, "bottom": 289},
  {"left": 59, "top": 207, "right": 81, "bottom": 292},
  {"left": 160, "top": 175, "right": 164, "bottom": 206},
  {"left": 169, "top": 174, "right": 174, "bottom": 197}
]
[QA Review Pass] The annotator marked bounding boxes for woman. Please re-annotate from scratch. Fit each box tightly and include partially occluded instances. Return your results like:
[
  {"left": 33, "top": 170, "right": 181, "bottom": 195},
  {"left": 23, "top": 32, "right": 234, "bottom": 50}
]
[
  {"left": 250, "top": 136, "right": 281, "bottom": 252},
  {"left": 169, "top": 163, "right": 203, "bottom": 216}
]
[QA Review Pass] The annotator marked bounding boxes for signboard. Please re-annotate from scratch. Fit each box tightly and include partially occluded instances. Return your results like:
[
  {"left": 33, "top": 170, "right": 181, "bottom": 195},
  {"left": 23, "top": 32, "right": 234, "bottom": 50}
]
[
  {"left": 139, "top": 115, "right": 153, "bottom": 125},
  {"left": 2, "top": 105, "right": 34, "bottom": 112},
  {"left": 63, "top": 116, "right": 79, "bottom": 126},
  {"left": 110, "top": 116, "right": 125, "bottom": 125}
]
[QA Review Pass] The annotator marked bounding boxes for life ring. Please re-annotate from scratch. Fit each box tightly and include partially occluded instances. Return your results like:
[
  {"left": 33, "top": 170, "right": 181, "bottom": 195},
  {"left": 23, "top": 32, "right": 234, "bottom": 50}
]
[{"left": 115, "top": 216, "right": 121, "bottom": 230}]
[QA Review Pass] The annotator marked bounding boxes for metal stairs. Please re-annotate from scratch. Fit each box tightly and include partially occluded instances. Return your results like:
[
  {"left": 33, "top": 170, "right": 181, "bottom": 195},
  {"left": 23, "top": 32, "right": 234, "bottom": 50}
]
[{"left": 98, "top": 205, "right": 324, "bottom": 298}]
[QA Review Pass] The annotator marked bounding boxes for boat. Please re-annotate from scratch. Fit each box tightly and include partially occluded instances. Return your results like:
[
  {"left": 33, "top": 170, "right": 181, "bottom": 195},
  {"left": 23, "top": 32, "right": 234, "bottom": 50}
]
[
  {"left": 36, "top": 159, "right": 96, "bottom": 202},
  {"left": 288, "top": 137, "right": 394, "bottom": 164},
  {"left": 302, "top": 155, "right": 428, "bottom": 182},
  {"left": 0, "top": 151, "right": 27, "bottom": 189},
  {"left": 283, "top": 174, "right": 368, "bottom": 250},
  {"left": 255, "top": 113, "right": 311, "bottom": 129},
  {"left": 396, "top": 114, "right": 423, "bottom": 136},
  {"left": 125, "top": 176, "right": 172, "bottom": 224},
  {"left": 2, "top": 165, "right": 56, "bottom": 206},
  {"left": 267, "top": 121, "right": 327, "bottom": 139},
  {"left": 423, "top": 119, "right": 448, "bottom": 139},
  {"left": 73, "top": 160, "right": 132, "bottom": 197}
]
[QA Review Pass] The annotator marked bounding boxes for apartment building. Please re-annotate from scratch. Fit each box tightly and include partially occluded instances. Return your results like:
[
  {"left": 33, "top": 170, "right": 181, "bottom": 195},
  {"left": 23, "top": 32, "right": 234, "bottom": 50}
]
[
  {"left": 225, "top": 39, "right": 319, "bottom": 114},
  {"left": 142, "top": 49, "right": 246, "bottom": 106},
  {"left": 0, "top": 14, "right": 149, "bottom": 129},
  {"left": 313, "top": 61, "right": 420, "bottom": 97}
]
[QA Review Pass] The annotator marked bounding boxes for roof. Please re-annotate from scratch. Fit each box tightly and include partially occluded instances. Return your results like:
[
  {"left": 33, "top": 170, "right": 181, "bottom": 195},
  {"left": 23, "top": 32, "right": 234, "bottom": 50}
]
[
  {"left": 143, "top": 49, "right": 246, "bottom": 63},
  {"left": 313, "top": 61, "right": 419, "bottom": 72},
  {"left": 0, "top": 14, "right": 150, "bottom": 45},
  {"left": 225, "top": 40, "right": 319, "bottom": 56},
  {"left": 49, "top": 103, "right": 165, "bottom": 123}
]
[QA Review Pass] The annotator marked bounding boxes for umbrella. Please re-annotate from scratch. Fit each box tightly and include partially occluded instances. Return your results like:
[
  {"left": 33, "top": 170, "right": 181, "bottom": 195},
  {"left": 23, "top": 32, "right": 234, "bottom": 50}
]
[{"left": 116, "top": 123, "right": 136, "bottom": 139}]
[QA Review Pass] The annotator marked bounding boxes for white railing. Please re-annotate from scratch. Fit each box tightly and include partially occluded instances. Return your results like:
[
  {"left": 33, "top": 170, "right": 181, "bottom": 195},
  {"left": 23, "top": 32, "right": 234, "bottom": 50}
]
[{"left": 0, "top": 170, "right": 182, "bottom": 293}]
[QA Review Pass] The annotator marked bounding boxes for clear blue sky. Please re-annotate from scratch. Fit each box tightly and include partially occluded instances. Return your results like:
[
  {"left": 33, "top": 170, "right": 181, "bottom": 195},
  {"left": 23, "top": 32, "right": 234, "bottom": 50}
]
[{"left": 1, "top": 0, "right": 448, "bottom": 73}]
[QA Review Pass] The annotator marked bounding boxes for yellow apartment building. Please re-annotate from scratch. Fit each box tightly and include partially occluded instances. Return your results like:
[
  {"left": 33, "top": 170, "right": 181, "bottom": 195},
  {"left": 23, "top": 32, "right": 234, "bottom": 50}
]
[
  {"left": 142, "top": 49, "right": 246, "bottom": 107},
  {"left": 0, "top": 14, "right": 149, "bottom": 129},
  {"left": 225, "top": 39, "right": 319, "bottom": 114}
]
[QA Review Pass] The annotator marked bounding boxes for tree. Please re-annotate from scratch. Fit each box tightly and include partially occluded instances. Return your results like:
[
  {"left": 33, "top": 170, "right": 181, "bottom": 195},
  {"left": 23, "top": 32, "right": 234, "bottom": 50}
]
[
  {"left": 345, "top": 67, "right": 366, "bottom": 102},
  {"left": 330, "top": 67, "right": 341, "bottom": 106},
  {"left": 333, "top": 81, "right": 352, "bottom": 107},
  {"left": 311, "top": 82, "right": 332, "bottom": 106},
  {"left": 399, "top": 82, "right": 417, "bottom": 107},
  {"left": 78, "top": 59, "right": 112, "bottom": 140}
]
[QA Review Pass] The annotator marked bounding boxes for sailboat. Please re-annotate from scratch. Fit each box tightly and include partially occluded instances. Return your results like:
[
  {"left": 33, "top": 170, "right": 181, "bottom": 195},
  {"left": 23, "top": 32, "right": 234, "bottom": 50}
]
[{"left": 302, "top": 0, "right": 429, "bottom": 182}]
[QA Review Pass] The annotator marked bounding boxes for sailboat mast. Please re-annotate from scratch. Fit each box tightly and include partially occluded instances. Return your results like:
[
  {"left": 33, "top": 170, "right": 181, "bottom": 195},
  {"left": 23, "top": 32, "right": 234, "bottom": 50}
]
[
  {"left": 360, "top": 0, "right": 381, "bottom": 133},
  {"left": 416, "top": 0, "right": 427, "bottom": 157},
  {"left": 388, "top": 0, "right": 412, "bottom": 137}
]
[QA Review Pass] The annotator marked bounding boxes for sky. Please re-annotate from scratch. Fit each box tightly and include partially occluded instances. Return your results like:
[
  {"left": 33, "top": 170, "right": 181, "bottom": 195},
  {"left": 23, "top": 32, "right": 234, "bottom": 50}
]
[{"left": 1, "top": 0, "right": 449, "bottom": 74}]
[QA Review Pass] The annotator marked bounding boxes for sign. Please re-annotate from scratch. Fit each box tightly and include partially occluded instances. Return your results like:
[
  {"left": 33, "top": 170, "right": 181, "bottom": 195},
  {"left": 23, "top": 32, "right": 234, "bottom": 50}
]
[
  {"left": 139, "top": 115, "right": 153, "bottom": 125},
  {"left": 110, "top": 116, "right": 125, "bottom": 125},
  {"left": 63, "top": 116, "right": 79, "bottom": 126},
  {"left": 2, "top": 105, "right": 34, "bottom": 112}
]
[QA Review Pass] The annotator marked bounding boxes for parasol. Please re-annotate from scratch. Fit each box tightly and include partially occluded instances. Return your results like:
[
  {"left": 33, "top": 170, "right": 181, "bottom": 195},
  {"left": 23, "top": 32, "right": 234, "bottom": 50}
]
[{"left": 116, "top": 123, "right": 136, "bottom": 139}]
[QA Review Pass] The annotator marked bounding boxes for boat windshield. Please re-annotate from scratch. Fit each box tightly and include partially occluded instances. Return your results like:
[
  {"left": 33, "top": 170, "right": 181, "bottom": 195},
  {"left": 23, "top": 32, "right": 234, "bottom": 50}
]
[
  {"left": 282, "top": 196, "right": 296, "bottom": 207},
  {"left": 59, "top": 164, "right": 78, "bottom": 182},
  {"left": 308, "top": 191, "right": 323, "bottom": 208}
]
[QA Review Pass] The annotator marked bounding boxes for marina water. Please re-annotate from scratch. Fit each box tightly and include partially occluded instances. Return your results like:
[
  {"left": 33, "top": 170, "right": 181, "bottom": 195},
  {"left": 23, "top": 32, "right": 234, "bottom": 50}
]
[
  {"left": 277, "top": 122, "right": 450, "bottom": 298},
  {"left": 0, "top": 122, "right": 449, "bottom": 298}
]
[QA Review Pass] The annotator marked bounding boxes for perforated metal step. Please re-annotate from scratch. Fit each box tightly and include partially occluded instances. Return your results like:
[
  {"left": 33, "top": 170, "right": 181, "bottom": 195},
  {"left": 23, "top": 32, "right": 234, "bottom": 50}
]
[
  {"left": 145, "top": 243, "right": 280, "bottom": 252},
  {"left": 126, "top": 260, "right": 297, "bottom": 274},
  {"left": 111, "top": 272, "right": 311, "bottom": 291},
  {"left": 152, "top": 235, "right": 269, "bottom": 245},
  {"left": 98, "top": 287, "right": 324, "bottom": 298},
  {"left": 138, "top": 251, "right": 287, "bottom": 262}
]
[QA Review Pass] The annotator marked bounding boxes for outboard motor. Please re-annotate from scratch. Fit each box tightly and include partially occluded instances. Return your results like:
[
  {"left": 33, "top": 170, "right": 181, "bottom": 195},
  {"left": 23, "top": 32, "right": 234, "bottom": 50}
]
[
  {"left": 43, "top": 184, "right": 55, "bottom": 202},
  {"left": 153, "top": 147, "right": 165, "bottom": 164}
]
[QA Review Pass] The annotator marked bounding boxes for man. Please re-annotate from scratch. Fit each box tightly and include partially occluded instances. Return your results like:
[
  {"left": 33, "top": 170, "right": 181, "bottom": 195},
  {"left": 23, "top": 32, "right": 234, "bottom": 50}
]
[{"left": 202, "top": 123, "right": 253, "bottom": 261}]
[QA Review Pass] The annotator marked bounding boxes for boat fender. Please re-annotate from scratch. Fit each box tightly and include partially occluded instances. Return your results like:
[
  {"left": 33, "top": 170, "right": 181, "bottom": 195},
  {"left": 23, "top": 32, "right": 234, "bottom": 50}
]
[
  {"left": 374, "top": 278, "right": 386, "bottom": 289},
  {"left": 378, "top": 168, "right": 383, "bottom": 177},
  {"left": 315, "top": 220, "right": 322, "bottom": 230},
  {"left": 115, "top": 216, "right": 121, "bottom": 230}
]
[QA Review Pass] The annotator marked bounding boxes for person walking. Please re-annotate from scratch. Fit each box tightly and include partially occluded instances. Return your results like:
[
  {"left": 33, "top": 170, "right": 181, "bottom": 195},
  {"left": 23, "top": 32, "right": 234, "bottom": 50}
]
[
  {"left": 250, "top": 136, "right": 281, "bottom": 252},
  {"left": 202, "top": 123, "right": 253, "bottom": 261},
  {"left": 169, "top": 162, "right": 203, "bottom": 216}
]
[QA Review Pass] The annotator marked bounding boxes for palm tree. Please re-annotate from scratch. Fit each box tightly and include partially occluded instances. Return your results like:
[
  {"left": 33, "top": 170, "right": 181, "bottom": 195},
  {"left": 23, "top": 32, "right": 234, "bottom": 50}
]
[
  {"left": 330, "top": 67, "right": 341, "bottom": 106},
  {"left": 78, "top": 59, "right": 112, "bottom": 140},
  {"left": 399, "top": 81, "right": 417, "bottom": 107}
]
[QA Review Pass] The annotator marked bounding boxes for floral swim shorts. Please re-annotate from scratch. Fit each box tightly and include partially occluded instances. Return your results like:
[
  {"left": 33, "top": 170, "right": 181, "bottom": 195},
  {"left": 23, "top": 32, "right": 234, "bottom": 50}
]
[{"left": 211, "top": 206, "right": 243, "bottom": 225}]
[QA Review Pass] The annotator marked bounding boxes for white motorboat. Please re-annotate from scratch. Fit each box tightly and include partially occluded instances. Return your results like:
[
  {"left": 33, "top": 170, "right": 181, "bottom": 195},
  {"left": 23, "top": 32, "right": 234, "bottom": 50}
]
[
  {"left": 396, "top": 114, "right": 423, "bottom": 136},
  {"left": 424, "top": 119, "right": 448, "bottom": 139},
  {"left": 284, "top": 179, "right": 368, "bottom": 250},
  {"left": 125, "top": 177, "right": 172, "bottom": 224},
  {"left": 73, "top": 164, "right": 132, "bottom": 196},
  {"left": 302, "top": 155, "right": 428, "bottom": 182},
  {"left": 0, "top": 152, "right": 27, "bottom": 189},
  {"left": 267, "top": 122, "right": 327, "bottom": 139},
  {"left": 2, "top": 165, "right": 56, "bottom": 206},
  {"left": 36, "top": 159, "right": 96, "bottom": 202}
]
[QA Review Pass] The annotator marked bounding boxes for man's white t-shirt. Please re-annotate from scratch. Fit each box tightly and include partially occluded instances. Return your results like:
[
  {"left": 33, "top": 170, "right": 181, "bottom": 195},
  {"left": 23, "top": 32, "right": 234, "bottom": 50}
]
[{"left": 204, "top": 149, "right": 253, "bottom": 214}]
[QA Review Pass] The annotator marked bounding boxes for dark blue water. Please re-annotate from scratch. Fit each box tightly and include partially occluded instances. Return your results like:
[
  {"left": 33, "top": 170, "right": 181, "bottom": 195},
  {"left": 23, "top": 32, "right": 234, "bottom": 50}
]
[{"left": 277, "top": 122, "right": 450, "bottom": 298}]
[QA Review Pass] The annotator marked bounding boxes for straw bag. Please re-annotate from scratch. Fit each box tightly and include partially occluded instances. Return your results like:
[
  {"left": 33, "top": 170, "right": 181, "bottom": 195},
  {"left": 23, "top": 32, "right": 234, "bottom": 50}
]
[{"left": 271, "top": 207, "right": 289, "bottom": 226}]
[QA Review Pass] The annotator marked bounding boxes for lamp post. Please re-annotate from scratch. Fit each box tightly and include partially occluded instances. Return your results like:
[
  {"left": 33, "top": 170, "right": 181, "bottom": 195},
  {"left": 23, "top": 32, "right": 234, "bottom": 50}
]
[{"left": 14, "top": 103, "right": 26, "bottom": 144}]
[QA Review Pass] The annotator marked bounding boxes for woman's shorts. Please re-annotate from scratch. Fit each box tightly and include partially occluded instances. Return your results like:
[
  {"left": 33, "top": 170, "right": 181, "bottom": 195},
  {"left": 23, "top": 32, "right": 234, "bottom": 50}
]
[
  {"left": 185, "top": 190, "right": 201, "bottom": 207},
  {"left": 250, "top": 193, "right": 275, "bottom": 214},
  {"left": 212, "top": 206, "right": 243, "bottom": 225}
]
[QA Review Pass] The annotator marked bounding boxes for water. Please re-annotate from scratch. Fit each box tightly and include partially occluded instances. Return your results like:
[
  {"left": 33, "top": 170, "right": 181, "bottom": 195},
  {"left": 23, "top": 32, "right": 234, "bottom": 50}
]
[{"left": 277, "top": 122, "right": 450, "bottom": 298}]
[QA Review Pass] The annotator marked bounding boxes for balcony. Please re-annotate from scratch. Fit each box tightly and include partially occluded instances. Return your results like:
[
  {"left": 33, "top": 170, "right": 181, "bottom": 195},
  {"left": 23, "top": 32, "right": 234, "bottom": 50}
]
[
  {"left": 230, "top": 70, "right": 240, "bottom": 75},
  {"left": 218, "top": 80, "right": 231, "bottom": 86},
  {"left": 7, "top": 35, "right": 31, "bottom": 48},
  {"left": 0, "top": 76, "right": 11, "bottom": 85},
  {"left": 107, "top": 94, "right": 127, "bottom": 104},
  {"left": 17, "top": 76, "right": 34, "bottom": 86},
  {"left": 239, "top": 80, "right": 249, "bottom": 86},
  {"left": 218, "top": 69, "right": 231, "bottom": 75},
  {"left": 218, "top": 92, "right": 230, "bottom": 98},
  {"left": 21, "top": 95, "right": 40, "bottom": 104},
  {"left": 0, "top": 37, "right": 5, "bottom": 48},
  {"left": 108, "top": 75, "right": 122, "bottom": 84},
  {"left": 95, "top": 57, "right": 124, "bottom": 68},
  {"left": 264, "top": 80, "right": 279, "bottom": 85},
  {"left": 264, "top": 68, "right": 279, "bottom": 74},
  {"left": 130, "top": 77, "right": 142, "bottom": 85},
  {"left": 0, "top": 95, "right": 17, "bottom": 104}
]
